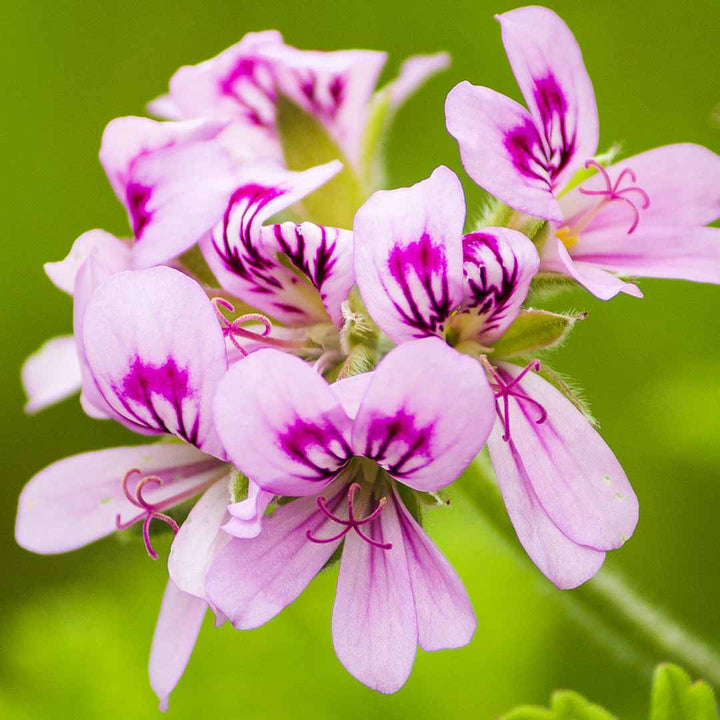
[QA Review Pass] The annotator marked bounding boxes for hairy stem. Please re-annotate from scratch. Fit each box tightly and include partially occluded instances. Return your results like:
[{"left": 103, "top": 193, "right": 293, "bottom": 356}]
[{"left": 456, "top": 454, "right": 720, "bottom": 687}]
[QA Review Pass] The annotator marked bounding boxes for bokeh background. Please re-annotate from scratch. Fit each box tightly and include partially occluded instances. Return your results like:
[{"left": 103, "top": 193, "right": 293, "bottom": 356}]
[{"left": 2, "top": 1, "right": 720, "bottom": 717}]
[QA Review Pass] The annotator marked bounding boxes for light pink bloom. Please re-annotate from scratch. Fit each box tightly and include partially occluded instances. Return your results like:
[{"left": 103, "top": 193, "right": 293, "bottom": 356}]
[
  {"left": 353, "top": 166, "right": 639, "bottom": 588},
  {"left": 149, "top": 30, "right": 449, "bottom": 169},
  {"left": 207, "top": 337, "right": 492, "bottom": 693},
  {"left": 445, "top": 6, "right": 720, "bottom": 300}
]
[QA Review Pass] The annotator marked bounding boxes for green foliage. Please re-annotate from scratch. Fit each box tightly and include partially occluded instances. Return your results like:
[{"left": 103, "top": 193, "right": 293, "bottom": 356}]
[
  {"left": 492, "top": 309, "right": 585, "bottom": 360},
  {"left": 276, "top": 94, "right": 365, "bottom": 228},
  {"left": 650, "top": 664, "right": 718, "bottom": 720},
  {"left": 504, "top": 690, "right": 617, "bottom": 720}
]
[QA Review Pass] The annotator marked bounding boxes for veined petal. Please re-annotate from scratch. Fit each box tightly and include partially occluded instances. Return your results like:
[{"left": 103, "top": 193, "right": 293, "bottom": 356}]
[
  {"left": 200, "top": 160, "right": 342, "bottom": 325},
  {"left": 459, "top": 228, "right": 539, "bottom": 344},
  {"left": 22, "top": 336, "right": 82, "bottom": 414},
  {"left": 83, "top": 267, "right": 228, "bottom": 457},
  {"left": 149, "top": 580, "right": 207, "bottom": 713},
  {"left": 352, "top": 338, "right": 494, "bottom": 492},
  {"left": 213, "top": 349, "right": 352, "bottom": 496},
  {"left": 15, "top": 444, "right": 222, "bottom": 554},
  {"left": 332, "top": 487, "right": 417, "bottom": 694},
  {"left": 168, "top": 477, "right": 232, "bottom": 600},
  {"left": 222, "top": 481, "right": 274, "bottom": 539},
  {"left": 542, "top": 236, "right": 643, "bottom": 300},
  {"left": 487, "top": 423, "right": 606, "bottom": 589},
  {"left": 354, "top": 165, "right": 466, "bottom": 342},
  {"left": 494, "top": 363, "right": 638, "bottom": 552},
  {"left": 206, "top": 481, "right": 347, "bottom": 630},
  {"left": 569, "top": 225, "right": 720, "bottom": 285},
  {"left": 392, "top": 488, "right": 475, "bottom": 651},
  {"left": 445, "top": 83, "right": 563, "bottom": 222},
  {"left": 44, "top": 229, "right": 131, "bottom": 295},
  {"left": 497, "top": 7, "right": 598, "bottom": 190},
  {"left": 100, "top": 116, "right": 237, "bottom": 268}
]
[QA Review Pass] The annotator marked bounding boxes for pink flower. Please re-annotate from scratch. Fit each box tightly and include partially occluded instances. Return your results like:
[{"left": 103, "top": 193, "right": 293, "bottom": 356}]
[
  {"left": 445, "top": 6, "right": 720, "bottom": 300},
  {"left": 206, "top": 337, "right": 493, "bottom": 693},
  {"left": 353, "top": 166, "right": 639, "bottom": 589}
]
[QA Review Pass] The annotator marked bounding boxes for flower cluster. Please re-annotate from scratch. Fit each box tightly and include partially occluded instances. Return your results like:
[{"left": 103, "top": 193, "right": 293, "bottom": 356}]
[{"left": 16, "top": 6, "right": 720, "bottom": 710}]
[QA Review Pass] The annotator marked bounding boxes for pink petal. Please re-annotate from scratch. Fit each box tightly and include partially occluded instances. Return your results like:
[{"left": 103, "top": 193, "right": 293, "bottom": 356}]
[
  {"left": 352, "top": 337, "right": 494, "bottom": 492},
  {"left": 445, "top": 83, "right": 563, "bottom": 222},
  {"left": 206, "top": 482, "right": 347, "bottom": 629},
  {"left": 497, "top": 6, "right": 598, "bottom": 191},
  {"left": 22, "top": 336, "right": 82, "bottom": 414},
  {"left": 488, "top": 422, "right": 606, "bottom": 589},
  {"left": 168, "top": 478, "right": 232, "bottom": 599},
  {"left": 354, "top": 166, "right": 466, "bottom": 342},
  {"left": 222, "top": 481, "right": 274, "bottom": 539},
  {"left": 332, "top": 373, "right": 374, "bottom": 420},
  {"left": 44, "top": 229, "right": 131, "bottom": 295},
  {"left": 332, "top": 488, "right": 417, "bottom": 693},
  {"left": 15, "top": 444, "right": 222, "bottom": 554},
  {"left": 542, "top": 236, "right": 643, "bottom": 300},
  {"left": 82, "top": 267, "right": 228, "bottom": 457},
  {"left": 149, "top": 579, "right": 207, "bottom": 712},
  {"left": 392, "top": 488, "right": 476, "bottom": 651},
  {"left": 494, "top": 363, "right": 639, "bottom": 552},
  {"left": 384, "top": 52, "right": 451, "bottom": 111},
  {"left": 460, "top": 228, "right": 539, "bottom": 344},
  {"left": 213, "top": 349, "right": 352, "bottom": 496}
]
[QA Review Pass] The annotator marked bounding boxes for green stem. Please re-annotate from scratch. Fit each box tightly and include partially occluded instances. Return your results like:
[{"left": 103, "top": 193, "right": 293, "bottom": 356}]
[{"left": 456, "top": 455, "right": 720, "bottom": 688}]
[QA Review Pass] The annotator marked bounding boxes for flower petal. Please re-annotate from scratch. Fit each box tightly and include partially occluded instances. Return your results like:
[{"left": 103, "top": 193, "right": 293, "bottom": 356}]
[
  {"left": 497, "top": 6, "right": 598, "bottom": 190},
  {"left": 352, "top": 337, "right": 494, "bottom": 492},
  {"left": 354, "top": 166, "right": 466, "bottom": 342},
  {"left": 445, "top": 83, "right": 563, "bottom": 222},
  {"left": 494, "top": 363, "right": 638, "bottom": 552},
  {"left": 392, "top": 488, "right": 476, "bottom": 651},
  {"left": 487, "top": 424, "right": 606, "bottom": 589},
  {"left": 15, "top": 443, "right": 221, "bottom": 554},
  {"left": 213, "top": 349, "right": 352, "bottom": 496},
  {"left": 459, "top": 228, "right": 539, "bottom": 344},
  {"left": 99, "top": 116, "right": 237, "bottom": 268},
  {"left": 82, "top": 267, "right": 228, "bottom": 456},
  {"left": 22, "top": 336, "right": 82, "bottom": 414},
  {"left": 206, "top": 482, "right": 347, "bottom": 629},
  {"left": 168, "top": 477, "right": 232, "bottom": 600},
  {"left": 149, "top": 580, "right": 207, "bottom": 713},
  {"left": 44, "top": 229, "right": 131, "bottom": 295},
  {"left": 222, "top": 481, "right": 274, "bottom": 539},
  {"left": 332, "top": 488, "right": 417, "bottom": 693},
  {"left": 384, "top": 52, "right": 451, "bottom": 111}
]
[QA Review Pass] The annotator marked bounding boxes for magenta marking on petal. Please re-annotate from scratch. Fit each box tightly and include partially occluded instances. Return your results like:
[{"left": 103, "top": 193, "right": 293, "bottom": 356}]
[
  {"left": 504, "top": 116, "right": 553, "bottom": 188},
  {"left": 578, "top": 160, "right": 651, "bottom": 234},
  {"left": 219, "top": 57, "right": 277, "bottom": 129},
  {"left": 489, "top": 361, "right": 547, "bottom": 442},
  {"left": 307, "top": 482, "right": 392, "bottom": 550},
  {"left": 272, "top": 223, "right": 338, "bottom": 292},
  {"left": 126, "top": 182, "right": 153, "bottom": 239},
  {"left": 115, "top": 469, "right": 180, "bottom": 560}
]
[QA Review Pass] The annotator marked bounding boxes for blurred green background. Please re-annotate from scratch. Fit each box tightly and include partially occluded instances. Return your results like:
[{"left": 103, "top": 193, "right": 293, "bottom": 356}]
[{"left": 2, "top": 0, "right": 720, "bottom": 717}]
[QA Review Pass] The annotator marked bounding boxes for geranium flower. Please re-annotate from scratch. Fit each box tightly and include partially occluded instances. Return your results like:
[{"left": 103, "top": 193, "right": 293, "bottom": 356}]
[
  {"left": 206, "top": 337, "right": 493, "bottom": 693},
  {"left": 445, "top": 6, "right": 720, "bottom": 299},
  {"left": 353, "top": 166, "right": 639, "bottom": 588}
]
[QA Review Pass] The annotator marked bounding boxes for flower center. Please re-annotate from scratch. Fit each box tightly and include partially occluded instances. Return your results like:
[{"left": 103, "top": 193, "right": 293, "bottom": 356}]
[{"left": 306, "top": 482, "right": 392, "bottom": 550}]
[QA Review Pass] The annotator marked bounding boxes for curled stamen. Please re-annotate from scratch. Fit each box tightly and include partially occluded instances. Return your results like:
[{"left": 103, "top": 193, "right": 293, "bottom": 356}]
[
  {"left": 307, "top": 482, "right": 392, "bottom": 550},
  {"left": 578, "top": 159, "right": 651, "bottom": 234},
  {"left": 115, "top": 469, "right": 179, "bottom": 560},
  {"left": 483, "top": 360, "right": 548, "bottom": 443}
]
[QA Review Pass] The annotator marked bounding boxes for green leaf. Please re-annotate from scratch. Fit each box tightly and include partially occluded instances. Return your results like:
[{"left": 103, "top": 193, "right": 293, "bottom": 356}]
[
  {"left": 650, "top": 664, "right": 719, "bottom": 720},
  {"left": 491, "top": 309, "right": 585, "bottom": 360},
  {"left": 502, "top": 690, "right": 617, "bottom": 720},
  {"left": 276, "top": 94, "right": 365, "bottom": 228}
]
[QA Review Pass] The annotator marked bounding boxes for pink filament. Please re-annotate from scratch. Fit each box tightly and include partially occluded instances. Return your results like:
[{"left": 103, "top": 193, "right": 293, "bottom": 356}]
[
  {"left": 578, "top": 160, "right": 651, "bottom": 234},
  {"left": 115, "top": 469, "right": 179, "bottom": 560},
  {"left": 307, "top": 482, "right": 392, "bottom": 550},
  {"left": 491, "top": 361, "right": 548, "bottom": 442}
]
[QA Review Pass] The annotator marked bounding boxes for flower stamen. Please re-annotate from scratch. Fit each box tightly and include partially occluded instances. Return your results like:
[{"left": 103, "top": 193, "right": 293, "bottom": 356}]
[{"left": 307, "top": 482, "right": 392, "bottom": 550}]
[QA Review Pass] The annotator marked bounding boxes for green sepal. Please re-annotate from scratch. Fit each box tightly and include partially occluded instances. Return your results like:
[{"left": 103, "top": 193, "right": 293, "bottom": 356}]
[
  {"left": 229, "top": 468, "right": 249, "bottom": 504},
  {"left": 528, "top": 271, "right": 580, "bottom": 303},
  {"left": 491, "top": 309, "right": 585, "bottom": 360},
  {"left": 650, "top": 664, "right": 719, "bottom": 720},
  {"left": 358, "top": 90, "right": 393, "bottom": 192},
  {"left": 502, "top": 690, "right": 617, "bottom": 720},
  {"left": 276, "top": 94, "right": 365, "bottom": 228}
]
